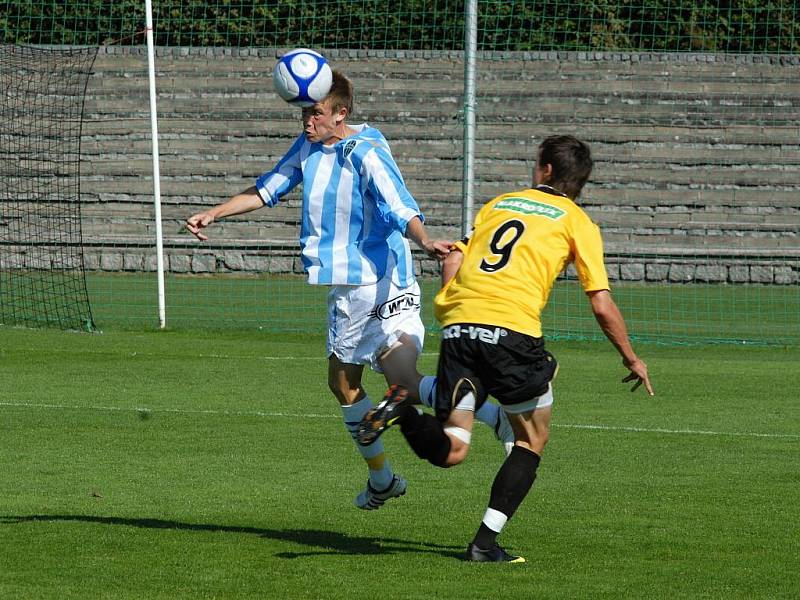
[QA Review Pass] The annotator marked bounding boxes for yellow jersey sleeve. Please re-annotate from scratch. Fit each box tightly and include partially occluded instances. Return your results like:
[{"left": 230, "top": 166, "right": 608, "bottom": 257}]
[
  {"left": 452, "top": 239, "right": 469, "bottom": 254},
  {"left": 571, "top": 213, "right": 610, "bottom": 293}
]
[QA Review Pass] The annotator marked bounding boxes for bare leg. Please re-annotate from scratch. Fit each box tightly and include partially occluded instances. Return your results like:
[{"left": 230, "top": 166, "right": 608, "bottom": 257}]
[
  {"left": 329, "top": 354, "right": 403, "bottom": 506},
  {"left": 378, "top": 333, "right": 424, "bottom": 402}
]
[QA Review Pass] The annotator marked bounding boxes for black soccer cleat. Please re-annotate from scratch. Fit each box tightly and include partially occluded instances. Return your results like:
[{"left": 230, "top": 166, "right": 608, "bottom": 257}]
[
  {"left": 355, "top": 384, "right": 410, "bottom": 446},
  {"left": 465, "top": 542, "right": 526, "bottom": 563}
]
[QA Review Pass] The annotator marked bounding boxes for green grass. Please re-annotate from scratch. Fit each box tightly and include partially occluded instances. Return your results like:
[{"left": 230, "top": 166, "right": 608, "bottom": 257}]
[
  {"left": 81, "top": 273, "right": 800, "bottom": 345},
  {"left": 1, "top": 326, "right": 799, "bottom": 599}
]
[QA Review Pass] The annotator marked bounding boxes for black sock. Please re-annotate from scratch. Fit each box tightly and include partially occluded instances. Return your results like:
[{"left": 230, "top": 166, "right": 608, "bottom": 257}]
[
  {"left": 398, "top": 409, "right": 451, "bottom": 467},
  {"left": 472, "top": 446, "right": 541, "bottom": 548}
]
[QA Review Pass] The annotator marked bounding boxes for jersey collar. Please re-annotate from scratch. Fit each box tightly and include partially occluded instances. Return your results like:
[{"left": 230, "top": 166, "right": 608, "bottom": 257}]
[{"left": 534, "top": 184, "right": 568, "bottom": 198}]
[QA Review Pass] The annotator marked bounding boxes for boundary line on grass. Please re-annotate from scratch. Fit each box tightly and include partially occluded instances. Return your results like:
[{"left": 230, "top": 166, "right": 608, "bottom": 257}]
[
  {"left": 2, "top": 401, "right": 798, "bottom": 440},
  {"left": 3, "top": 350, "right": 440, "bottom": 360}
]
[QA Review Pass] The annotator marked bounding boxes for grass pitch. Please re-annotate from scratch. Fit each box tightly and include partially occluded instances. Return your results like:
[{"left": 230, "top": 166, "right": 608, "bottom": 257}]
[
  {"left": 1, "top": 326, "right": 799, "bottom": 599},
  {"left": 83, "top": 273, "right": 800, "bottom": 346}
]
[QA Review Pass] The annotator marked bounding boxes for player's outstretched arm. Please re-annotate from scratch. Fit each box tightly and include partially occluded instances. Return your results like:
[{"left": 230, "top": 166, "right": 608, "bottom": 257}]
[
  {"left": 186, "top": 186, "right": 264, "bottom": 241},
  {"left": 404, "top": 216, "right": 452, "bottom": 260},
  {"left": 588, "top": 289, "right": 654, "bottom": 396}
]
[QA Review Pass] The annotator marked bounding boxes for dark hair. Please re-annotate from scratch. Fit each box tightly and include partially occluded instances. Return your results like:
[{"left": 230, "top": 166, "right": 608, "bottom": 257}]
[
  {"left": 537, "top": 135, "right": 593, "bottom": 200},
  {"left": 325, "top": 69, "right": 353, "bottom": 117}
]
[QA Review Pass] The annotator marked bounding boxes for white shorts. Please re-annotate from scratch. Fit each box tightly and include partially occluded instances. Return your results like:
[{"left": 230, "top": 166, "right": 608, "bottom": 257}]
[
  {"left": 327, "top": 278, "right": 425, "bottom": 372},
  {"left": 501, "top": 383, "right": 554, "bottom": 414}
]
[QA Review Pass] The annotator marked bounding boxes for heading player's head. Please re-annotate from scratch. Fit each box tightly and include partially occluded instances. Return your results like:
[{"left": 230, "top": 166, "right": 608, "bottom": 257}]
[
  {"left": 325, "top": 69, "right": 353, "bottom": 117},
  {"left": 534, "top": 135, "right": 593, "bottom": 200},
  {"left": 302, "top": 69, "right": 354, "bottom": 144}
]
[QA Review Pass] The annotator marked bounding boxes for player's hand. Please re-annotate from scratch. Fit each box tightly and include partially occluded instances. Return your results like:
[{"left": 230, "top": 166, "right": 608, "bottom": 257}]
[
  {"left": 185, "top": 212, "right": 215, "bottom": 241},
  {"left": 422, "top": 239, "right": 452, "bottom": 261},
  {"left": 622, "top": 357, "right": 654, "bottom": 396}
]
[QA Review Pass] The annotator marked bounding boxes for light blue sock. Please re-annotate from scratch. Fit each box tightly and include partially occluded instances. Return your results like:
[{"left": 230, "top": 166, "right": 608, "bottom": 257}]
[
  {"left": 418, "top": 375, "right": 437, "bottom": 408},
  {"left": 475, "top": 399, "right": 500, "bottom": 428},
  {"left": 341, "top": 396, "right": 393, "bottom": 490},
  {"left": 420, "top": 375, "right": 500, "bottom": 427}
]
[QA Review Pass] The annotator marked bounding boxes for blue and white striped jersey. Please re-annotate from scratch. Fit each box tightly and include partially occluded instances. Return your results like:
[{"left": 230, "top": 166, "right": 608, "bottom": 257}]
[{"left": 255, "top": 124, "right": 423, "bottom": 287}]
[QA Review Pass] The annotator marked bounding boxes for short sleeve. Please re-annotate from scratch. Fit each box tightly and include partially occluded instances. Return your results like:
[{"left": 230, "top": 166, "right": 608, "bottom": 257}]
[{"left": 571, "top": 216, "right": 610, "bottom": 293}]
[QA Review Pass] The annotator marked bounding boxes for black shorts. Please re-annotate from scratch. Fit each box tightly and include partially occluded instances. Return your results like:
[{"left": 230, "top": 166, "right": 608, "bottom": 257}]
[{"left": 434, "top": 323, "right": 557, "bottom": 421}]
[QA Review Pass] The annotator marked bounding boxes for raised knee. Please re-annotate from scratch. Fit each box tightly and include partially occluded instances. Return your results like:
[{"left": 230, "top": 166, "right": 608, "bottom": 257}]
[
  {"left": 439, "top": 426, "right": 471, "bottom": 467},
  {"left": 443, "top": 450, "right": 468, "bottom": 467},
  {"left": 426, "top": 447, "right": 467, "bottom": 468}
]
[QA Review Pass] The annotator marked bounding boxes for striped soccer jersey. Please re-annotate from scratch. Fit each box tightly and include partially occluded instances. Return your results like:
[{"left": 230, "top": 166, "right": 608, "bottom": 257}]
[
  {"left": 434, "top": 185, "right": 610, "bottom": 338},
  {"left": 255, "top": 124, "right": 422, "bottom": 287}
]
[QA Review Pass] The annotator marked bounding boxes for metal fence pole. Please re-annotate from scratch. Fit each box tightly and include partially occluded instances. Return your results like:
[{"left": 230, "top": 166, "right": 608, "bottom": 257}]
[
  {"left": 462, "top": 0, "right": 478, "bottom": 236},
  {"left": 144, "top": 0, "right": 166, "bottom": 328}
]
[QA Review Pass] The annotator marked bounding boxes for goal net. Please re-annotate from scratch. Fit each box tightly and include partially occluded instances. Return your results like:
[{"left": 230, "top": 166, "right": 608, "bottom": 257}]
[
  {"left": 2, "top": 1, "right": 798, "bottom": 344},
  {"left": 0, "top": 44, "right": 98, "bottom": 331}
]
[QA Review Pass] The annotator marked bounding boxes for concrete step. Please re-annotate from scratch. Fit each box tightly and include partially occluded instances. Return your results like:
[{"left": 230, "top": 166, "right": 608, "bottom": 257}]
[{"left": 62, "top": 50, "right": 800, "bottom": 275}]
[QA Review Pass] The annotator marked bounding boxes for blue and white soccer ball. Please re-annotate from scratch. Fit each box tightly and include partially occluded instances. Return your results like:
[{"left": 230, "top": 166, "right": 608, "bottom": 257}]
[{"left": 273, "top": 48, "right": 333, "bottom": 107}]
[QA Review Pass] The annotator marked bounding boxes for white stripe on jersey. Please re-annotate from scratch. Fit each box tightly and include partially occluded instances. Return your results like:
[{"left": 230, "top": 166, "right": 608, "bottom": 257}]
[
  {"left": 331, "top": 155, "right": 354, "bottom": 284},
  {"left": 303, "top": 146, "right": 332, "bottom": 285}
]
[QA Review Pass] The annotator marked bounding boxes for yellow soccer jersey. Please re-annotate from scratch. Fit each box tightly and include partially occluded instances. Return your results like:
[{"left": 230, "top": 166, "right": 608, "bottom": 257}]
[{"left": 434, "top": 186, "right": 610, "bottom": 337}]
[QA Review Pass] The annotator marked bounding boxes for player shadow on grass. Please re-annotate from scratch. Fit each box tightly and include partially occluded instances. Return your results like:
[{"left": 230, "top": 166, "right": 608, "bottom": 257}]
[{"left": 0, "top": 514, "right": 464, "bottom": 560}]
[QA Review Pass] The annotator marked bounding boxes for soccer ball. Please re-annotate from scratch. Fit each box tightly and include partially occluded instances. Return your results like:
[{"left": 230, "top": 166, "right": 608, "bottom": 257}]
[{"left": 273, "top": 48, "right": 333, "bottom": 107}]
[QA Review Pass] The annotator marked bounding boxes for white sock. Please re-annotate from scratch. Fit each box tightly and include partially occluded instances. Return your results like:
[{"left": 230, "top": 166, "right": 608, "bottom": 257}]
[{"left": 341, "top": 396, "right": 393, "bottom": 490}]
